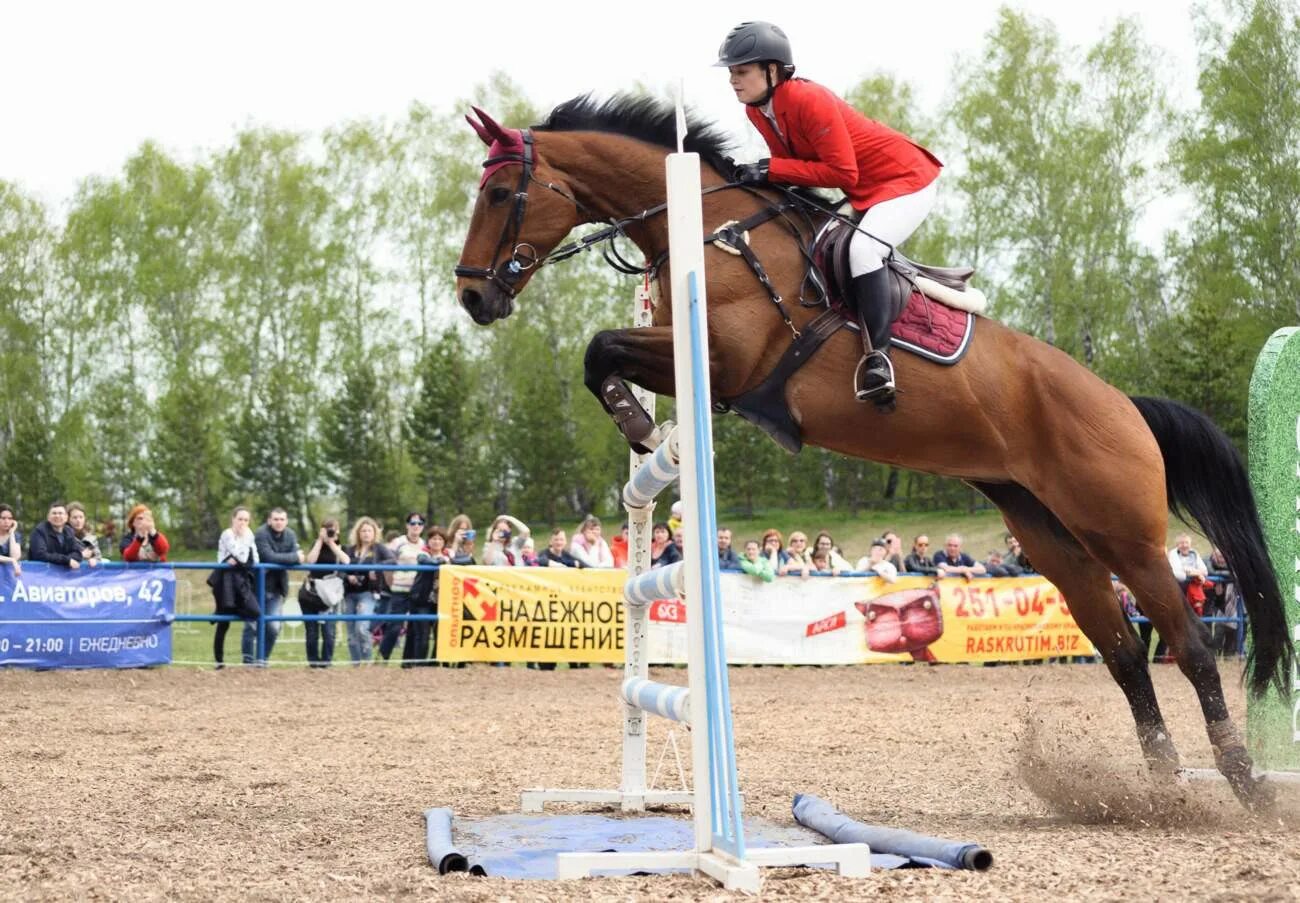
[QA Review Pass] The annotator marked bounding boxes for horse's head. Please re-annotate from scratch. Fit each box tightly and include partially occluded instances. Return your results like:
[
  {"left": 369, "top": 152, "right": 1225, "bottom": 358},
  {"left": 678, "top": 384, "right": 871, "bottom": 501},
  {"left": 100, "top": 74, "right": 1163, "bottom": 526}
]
[{"left": 454, "top": 107, "right": 582, "bottom": 325}]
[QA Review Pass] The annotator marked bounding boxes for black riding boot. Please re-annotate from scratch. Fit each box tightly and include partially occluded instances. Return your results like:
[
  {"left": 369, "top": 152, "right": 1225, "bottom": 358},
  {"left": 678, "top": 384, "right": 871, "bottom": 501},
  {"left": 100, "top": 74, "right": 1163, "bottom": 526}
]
[{"left": 851, "top": 268, "right": 896, "bottom": 401}]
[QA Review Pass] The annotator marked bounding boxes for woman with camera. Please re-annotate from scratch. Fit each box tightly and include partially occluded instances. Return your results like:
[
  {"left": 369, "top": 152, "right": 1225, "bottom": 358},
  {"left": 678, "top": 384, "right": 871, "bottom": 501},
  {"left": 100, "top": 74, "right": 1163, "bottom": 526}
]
[
  {"left": 341, "top": 517, "right": 392, "bottom": 664},
  {"left": 120, "top": 504, "right": 170, "bottom": 562},
  {"left": 301, "top": 518, "right": 350, "bottom": 667},
  {"left": 483, "top": 514, "right": 530, "bottom": 566}
]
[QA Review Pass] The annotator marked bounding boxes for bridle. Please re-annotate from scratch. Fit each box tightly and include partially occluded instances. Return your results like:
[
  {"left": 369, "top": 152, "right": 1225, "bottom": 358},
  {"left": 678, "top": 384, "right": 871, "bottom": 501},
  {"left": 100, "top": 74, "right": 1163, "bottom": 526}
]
[{"left": 451, "top": 130, "right": 542, "bottom": 300}]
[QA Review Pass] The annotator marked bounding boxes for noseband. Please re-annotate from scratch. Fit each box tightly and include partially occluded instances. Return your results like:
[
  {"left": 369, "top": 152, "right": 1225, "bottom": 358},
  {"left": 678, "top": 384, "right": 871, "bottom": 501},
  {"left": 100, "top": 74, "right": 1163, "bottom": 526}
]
[{"left": 452, "top": 130, "right": 540, "bottom": 299}]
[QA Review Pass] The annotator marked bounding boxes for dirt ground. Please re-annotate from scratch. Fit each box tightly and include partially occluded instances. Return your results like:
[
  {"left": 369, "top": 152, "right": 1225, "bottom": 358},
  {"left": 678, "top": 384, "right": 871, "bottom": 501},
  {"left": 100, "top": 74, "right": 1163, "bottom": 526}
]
[{"left": 1, "top": 660, "right": 1297, "bottom": 902}]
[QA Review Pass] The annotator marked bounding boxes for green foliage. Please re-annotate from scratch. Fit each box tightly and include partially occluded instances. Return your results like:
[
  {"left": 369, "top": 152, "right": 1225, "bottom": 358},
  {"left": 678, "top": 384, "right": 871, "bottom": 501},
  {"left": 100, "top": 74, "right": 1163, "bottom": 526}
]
[{"left": 8, "top": 11, "right": 1298, "bottom": 542}]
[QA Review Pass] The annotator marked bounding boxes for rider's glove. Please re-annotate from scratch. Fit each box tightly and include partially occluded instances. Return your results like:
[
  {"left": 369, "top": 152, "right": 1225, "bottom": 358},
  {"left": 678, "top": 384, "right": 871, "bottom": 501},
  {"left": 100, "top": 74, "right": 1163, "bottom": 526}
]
[{"left": 735, "top": 158, "right": 770, "bottom": 185}]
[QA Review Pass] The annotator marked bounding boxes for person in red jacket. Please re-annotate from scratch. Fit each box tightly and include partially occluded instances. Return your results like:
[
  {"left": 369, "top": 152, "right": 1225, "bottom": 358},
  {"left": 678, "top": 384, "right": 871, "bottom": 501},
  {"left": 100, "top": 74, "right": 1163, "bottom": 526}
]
[
  {"left": 716, "top": 21, "right": 942, "bottom": 401},
  {"left": 120, "top": 504, "right": 170, "bottom": 562}
]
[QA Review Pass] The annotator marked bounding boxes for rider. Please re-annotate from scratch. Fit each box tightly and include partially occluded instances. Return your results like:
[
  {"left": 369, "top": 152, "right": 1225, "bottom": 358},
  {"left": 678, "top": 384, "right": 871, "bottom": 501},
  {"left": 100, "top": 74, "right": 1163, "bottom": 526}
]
[{"left": 716, "top": 21, "right": 942, "bottom": 400}]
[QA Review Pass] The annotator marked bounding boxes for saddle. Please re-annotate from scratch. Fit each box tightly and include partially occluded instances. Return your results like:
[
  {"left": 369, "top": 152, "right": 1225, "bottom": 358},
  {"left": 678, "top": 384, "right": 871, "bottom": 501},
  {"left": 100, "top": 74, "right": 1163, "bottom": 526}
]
[
  {"left": 725, "top": 215, "right": 986, "bottom": 454},
  {"left": 809, "top": 217, "right": 987, "bottom": 323}
]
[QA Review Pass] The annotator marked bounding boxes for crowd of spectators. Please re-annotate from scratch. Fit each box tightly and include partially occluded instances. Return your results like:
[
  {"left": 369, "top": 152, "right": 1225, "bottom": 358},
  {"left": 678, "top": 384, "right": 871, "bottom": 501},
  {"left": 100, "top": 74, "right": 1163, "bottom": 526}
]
[{"left": 0, "top": 500, "right": 1245, "bottom": 665}]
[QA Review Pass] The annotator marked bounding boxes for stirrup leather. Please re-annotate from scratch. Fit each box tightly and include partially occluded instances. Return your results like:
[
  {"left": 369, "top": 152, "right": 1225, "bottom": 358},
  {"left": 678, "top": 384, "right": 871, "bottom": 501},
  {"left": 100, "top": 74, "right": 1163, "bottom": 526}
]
[{"left": 853, "top": 351, "right": 895, "bottom": 402}]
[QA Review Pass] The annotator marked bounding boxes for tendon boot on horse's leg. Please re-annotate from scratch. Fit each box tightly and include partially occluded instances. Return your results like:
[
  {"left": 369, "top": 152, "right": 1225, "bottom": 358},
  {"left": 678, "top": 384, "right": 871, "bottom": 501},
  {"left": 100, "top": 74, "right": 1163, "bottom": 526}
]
[
  {"left": 851, "top": 268, "right": 895, "bottom": 403},
  {"left": 1206, "top": 718, "right": 1275, "bottom": 811},
  {"left": 600, "top": 376, "right": 658, "bottom": 454}
]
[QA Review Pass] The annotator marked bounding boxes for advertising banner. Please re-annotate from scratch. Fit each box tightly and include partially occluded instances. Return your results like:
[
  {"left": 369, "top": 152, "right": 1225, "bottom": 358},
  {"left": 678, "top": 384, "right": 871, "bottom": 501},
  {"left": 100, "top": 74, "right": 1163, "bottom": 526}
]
[
  {"left": 437, "top": 566, "right": 1094, "bottom": 665},
  {"left": 0, "top": 563, "right": 174, "bottom": 668}
]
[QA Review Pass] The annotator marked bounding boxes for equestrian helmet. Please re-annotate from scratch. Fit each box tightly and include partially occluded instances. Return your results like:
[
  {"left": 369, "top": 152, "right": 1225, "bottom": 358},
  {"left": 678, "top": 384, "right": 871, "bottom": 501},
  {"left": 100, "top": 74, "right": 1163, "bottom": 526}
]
[{"left": 714, "top": 21, "right": 794, "bottom": 68}]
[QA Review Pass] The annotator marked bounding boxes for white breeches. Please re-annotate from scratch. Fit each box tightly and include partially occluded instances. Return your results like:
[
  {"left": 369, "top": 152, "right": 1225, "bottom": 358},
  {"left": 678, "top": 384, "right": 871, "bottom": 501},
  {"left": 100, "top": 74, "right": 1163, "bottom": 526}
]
[{"left": 848, "top": 179, "right": 939, "bottom": 277}]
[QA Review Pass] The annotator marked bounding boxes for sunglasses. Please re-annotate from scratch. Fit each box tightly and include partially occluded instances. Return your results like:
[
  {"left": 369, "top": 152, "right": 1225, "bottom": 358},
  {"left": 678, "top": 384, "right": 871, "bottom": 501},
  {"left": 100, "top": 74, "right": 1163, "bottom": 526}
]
[{"left": 408, "top": 520, "right": 425, "bottom": 527}]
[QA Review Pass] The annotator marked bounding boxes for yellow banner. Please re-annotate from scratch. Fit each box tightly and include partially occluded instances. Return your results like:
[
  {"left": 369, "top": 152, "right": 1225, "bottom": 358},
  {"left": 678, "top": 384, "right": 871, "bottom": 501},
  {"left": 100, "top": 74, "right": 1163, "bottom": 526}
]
[
  {"left": 438, "top": 566, "right": 627, "bottom": 663},
  {"left": 853, "top": 576, "right": 1094, "bottom": 663},
  {"left": 435, "top": 566, "right": 1095, "bottom": 664}
]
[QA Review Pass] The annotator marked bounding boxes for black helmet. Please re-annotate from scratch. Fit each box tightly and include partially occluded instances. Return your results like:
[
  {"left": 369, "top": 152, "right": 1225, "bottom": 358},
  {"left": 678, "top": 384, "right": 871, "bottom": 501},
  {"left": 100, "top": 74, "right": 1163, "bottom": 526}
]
[{"left": 714, "top": 21, "right": 794, "bottom": 68}]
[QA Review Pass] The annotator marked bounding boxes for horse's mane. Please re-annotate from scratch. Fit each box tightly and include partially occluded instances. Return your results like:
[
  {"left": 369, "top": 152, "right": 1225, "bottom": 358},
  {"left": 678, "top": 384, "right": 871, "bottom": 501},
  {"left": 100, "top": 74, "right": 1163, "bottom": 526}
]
[{"left": 535, "top": 94, "right": 739, "bottom": 176}]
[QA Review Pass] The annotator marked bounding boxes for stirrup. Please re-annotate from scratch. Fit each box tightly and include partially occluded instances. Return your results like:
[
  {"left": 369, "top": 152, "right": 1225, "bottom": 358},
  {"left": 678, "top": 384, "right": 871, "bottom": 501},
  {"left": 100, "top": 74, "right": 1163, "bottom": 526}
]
[{"left": 853, "top": 352, "right": 895, "bottom": 403}]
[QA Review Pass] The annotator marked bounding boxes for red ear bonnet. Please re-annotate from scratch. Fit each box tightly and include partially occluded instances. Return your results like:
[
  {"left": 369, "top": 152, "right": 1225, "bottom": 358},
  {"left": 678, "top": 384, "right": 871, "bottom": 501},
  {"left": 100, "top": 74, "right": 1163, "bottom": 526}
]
[{"left": 467, "top": 107, "right": 527, "bottom": 188}]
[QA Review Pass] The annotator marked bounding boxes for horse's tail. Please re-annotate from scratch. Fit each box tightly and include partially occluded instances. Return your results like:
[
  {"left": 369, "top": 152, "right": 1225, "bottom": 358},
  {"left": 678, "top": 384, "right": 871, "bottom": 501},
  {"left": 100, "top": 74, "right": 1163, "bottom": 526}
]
[{"left": 1130, "top": 395, "right": 1294, "bottom": 697}]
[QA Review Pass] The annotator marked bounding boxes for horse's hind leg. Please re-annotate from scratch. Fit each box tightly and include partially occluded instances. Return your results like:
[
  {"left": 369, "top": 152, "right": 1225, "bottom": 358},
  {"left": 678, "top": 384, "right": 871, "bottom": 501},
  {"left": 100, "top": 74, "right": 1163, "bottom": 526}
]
[
  {"left": 1110, "top": 551, "right": 1271, "bottom": 809},
  {"left": 972, "top": 482, "right": 1181, "bottom": 775}
]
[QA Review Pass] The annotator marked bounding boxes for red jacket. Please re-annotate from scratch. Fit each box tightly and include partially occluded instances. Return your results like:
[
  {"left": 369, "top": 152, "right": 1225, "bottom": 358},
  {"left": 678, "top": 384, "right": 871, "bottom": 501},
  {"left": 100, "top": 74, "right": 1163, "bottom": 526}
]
[
  {"left": 746, "top": 79, "right": 942, "bottom": 211},
  {"left": 122, "top": 532, "right": 170, "bottom": 562}
]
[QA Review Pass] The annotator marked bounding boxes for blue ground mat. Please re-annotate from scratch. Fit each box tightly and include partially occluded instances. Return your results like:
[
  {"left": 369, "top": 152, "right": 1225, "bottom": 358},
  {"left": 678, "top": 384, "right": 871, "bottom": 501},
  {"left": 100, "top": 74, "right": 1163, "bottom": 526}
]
[{"left": 424, "top": 799, "right": 991, "bottom": 879}]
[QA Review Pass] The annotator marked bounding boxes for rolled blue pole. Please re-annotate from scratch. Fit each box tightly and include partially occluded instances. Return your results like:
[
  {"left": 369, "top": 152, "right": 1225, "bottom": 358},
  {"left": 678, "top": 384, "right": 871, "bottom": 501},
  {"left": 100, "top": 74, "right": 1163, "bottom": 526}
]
[
  {"left": 621, "top": 677, "right": 691, "bottom": 722},
  {"left": 622, "top": 428, "right": 680, "bottom": 509},
  {"left": 423, "top": 807, "right": 469, "bottom": 874},
  {"left": 793, "top": 793, "right": 992, "bottom": 871},
  {"left": 623, "top": 562, "right": 683, "bottom": 607}
]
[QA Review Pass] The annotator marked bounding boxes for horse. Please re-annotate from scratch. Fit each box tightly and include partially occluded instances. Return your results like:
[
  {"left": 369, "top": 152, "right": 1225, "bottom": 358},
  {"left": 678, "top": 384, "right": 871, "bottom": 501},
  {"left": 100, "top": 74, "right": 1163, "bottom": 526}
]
[{"left": 453, "top": 95, "right": 1293, "bottom": 810}]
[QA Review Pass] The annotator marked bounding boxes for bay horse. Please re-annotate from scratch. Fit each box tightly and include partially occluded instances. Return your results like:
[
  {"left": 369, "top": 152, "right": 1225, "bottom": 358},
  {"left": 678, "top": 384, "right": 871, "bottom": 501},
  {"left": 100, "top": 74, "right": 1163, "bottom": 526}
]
[{"left": 453, "top": 95, "right": 1292, "bottom": 810}]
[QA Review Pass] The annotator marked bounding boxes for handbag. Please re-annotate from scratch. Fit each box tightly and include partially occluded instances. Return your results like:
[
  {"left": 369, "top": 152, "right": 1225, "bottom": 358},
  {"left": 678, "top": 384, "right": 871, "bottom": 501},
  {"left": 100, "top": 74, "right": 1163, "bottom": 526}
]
[
  {"left": 314, "top": 574, "right": 346, "bottom": 609},
  {"left": 297, "top": 579, "right": 327, "bottom": 614}
]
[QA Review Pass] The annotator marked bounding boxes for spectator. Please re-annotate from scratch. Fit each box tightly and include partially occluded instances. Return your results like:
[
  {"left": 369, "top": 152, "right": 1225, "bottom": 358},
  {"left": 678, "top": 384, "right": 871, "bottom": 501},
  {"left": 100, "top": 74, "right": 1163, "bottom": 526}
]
[
  {"left": 738, "top": 539, "right": 775, "bottom": 582},
  {"left": 381, "top": 512, "right": 430, "bottom": 662},
  {"left": 0, "top": 504, "right": 22, "bottom": 576},
  {"left": 1168, "top": 533, "right": 1209, "bottom": 614},
  {"left": 760, "top": 528, "right": 787, "bottom": 574},
  {"left": 302, "top": 518, "right": 350, "bottom": 668},
  {"left": 1115, "top": 580, "right": 1140, "bottom": 620},
  {"left": 1206, "top": 547, "right": 1238, "bottom": 654},
  {"left": 213, "top": 507, "right": 259, "bottom": 668},
  {"left": 67, "top": 502, "right": 107, "bottom": 563},
  {"left": 855, "top": 538, "right": 898, "bottom": 582},
  {"left": 246, "top": 508, "right": 302, "bottom": 665},
  {"left": 667, "top": 500, "right": 684, "bottom": 535},
  {"left": 519, "top": 536, "right": 540, "bottom": 566},
  {"left": 780, "top": 531, "right": 813, "bottom": 577},
  {"left": 717, "top": 527, "right": 741, "bottom": 570},
  {"left": 120, "top": 504, "right": 170, "bottom": 562},
  {"left": 447, "top": 514, "right": 475, "bottom": 562},
  {"left": 904, "top": 534, "right": 937, "bottom": 575},
  {"left": 812, "top": 531, "right": 851, "bottom": 573},
  {"left": 983, "top": 549, "right": 1023, "bottom": 578},
  {"left": 342, "top": 516, "right": 391, "bottom": 665},
  {"left": 610, "top": 523, "right": 629, "bottom": 569},
  {"left": 934, "top": 534, "right": 986, "bottom": 579},
  {"left": 1005, "top": 533, "right": 1033, "bottom": 572},
  {"left": 417, "top": 526, "right": 457, "bottom": 666},
  {"left": 649, "top": 523, "right": 681, "bottom": 569},
  {"left": 570, "top": 514, "right": 614, "bottom": 568},
  {"left": 881, "top": 530, "right": 904, "bottom": 571},
  {"left": 537, "top": 528, "right": 584, "bottom": 568},
  {"left": 28, "top": 502, "right": 93, "bottom": 569},
  {"left": 672, "top": 527, "right": 686, "bottom": 557},
  {"left": 810, "top": 547, "right": 844, "bottom": 576},
  {"left": 484, "top": 514, "right": 530, "bottom": 566}
]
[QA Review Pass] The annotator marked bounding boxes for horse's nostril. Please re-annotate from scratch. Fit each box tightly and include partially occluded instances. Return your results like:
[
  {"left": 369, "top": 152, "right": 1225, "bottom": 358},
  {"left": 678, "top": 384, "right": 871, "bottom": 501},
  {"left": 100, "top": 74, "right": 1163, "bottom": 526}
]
[{"left": 461, "top": 288, "right": 483, "bottom": 309}]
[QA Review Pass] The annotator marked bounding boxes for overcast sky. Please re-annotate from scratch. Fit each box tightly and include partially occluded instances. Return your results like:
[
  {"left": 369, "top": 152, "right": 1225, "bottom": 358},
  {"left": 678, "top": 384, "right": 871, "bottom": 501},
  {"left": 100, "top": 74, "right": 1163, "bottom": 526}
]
[{"left": 3, "top": 1, "right": 1205, "bottom": 209}]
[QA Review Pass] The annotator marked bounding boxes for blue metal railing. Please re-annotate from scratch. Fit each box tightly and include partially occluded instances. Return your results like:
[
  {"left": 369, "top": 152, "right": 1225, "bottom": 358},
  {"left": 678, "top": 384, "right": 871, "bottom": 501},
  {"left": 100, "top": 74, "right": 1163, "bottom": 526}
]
[{"left": 96, "top": 561, "right": 1248, "bottom": 663}]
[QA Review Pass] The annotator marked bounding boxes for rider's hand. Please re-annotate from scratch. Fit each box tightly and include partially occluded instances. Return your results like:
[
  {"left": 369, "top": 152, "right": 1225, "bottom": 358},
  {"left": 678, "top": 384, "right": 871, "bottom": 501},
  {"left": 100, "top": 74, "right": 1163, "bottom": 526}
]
[{"left": 735, "top": 159, "right": 770, "bottom": 185}]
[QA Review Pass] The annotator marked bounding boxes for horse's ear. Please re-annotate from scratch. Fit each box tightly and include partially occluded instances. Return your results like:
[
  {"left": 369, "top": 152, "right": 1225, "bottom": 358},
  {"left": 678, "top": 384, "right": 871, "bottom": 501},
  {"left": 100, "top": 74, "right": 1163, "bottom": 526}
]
[
  {"left": 465, "top": 112, "right": 493, "bottom": 146},
  {"left": 471, "top": 106, "right": 515, "bottom": 145}
]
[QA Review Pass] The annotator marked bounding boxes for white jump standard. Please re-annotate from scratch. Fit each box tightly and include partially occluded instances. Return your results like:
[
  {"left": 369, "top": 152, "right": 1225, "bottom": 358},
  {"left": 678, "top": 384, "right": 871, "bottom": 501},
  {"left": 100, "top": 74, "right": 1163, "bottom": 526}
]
[{"left": 537, "top": 131, "right": 870, "bottom": 891}]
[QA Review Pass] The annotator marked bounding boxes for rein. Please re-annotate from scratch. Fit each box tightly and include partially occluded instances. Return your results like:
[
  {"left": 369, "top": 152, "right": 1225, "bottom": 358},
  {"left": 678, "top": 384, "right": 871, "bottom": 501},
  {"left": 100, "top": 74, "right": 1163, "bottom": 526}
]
[{"left": 456, "top": 129, "right": 895, "bottom": 335}]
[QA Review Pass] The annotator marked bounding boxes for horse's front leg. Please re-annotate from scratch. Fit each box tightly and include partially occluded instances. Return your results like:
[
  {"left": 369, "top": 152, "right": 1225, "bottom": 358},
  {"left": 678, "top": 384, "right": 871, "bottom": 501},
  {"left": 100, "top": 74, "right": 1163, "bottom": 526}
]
[{"left": 584, "top": 327, "right": 677, "bottom": 453}]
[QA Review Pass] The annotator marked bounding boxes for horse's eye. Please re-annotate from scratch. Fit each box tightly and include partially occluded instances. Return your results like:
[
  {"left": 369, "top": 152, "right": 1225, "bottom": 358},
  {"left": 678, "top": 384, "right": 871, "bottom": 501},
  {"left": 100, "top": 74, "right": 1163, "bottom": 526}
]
[{"left": 487, "top": 186, "right": 511, "bottom": 206}]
